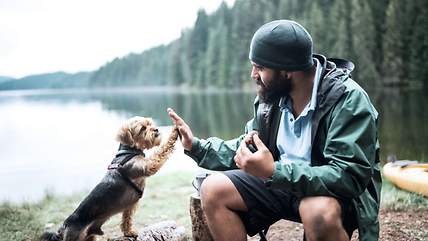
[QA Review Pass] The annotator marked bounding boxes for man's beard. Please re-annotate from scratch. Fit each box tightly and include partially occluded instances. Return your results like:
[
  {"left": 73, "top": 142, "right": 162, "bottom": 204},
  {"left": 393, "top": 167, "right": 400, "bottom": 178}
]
[{"left": 256, "top": 70, "right": 292, "bottom": 104}]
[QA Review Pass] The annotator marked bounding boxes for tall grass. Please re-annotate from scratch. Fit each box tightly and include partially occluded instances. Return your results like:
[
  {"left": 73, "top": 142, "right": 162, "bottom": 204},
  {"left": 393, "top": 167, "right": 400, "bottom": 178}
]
[{"left": 381, "top": 179, "right": 428, "bottom": 210}]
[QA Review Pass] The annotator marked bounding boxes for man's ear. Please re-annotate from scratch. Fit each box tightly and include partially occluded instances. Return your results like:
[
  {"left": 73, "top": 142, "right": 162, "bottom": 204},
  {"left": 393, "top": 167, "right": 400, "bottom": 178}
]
[{"left": 281, "top": 70, "right": 292, "bottom": 80}]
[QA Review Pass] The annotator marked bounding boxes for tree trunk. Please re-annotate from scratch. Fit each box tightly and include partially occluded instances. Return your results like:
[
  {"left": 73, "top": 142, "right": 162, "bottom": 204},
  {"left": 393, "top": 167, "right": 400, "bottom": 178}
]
[{"left": 189, "top": 193, "right": 214, "bottom": 241}]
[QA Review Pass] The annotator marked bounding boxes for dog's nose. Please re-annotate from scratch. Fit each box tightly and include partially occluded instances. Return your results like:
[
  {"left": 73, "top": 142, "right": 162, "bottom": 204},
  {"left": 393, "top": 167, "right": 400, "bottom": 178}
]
[{"left": 154, "top": 128, "right": 159, "bottom": 133}]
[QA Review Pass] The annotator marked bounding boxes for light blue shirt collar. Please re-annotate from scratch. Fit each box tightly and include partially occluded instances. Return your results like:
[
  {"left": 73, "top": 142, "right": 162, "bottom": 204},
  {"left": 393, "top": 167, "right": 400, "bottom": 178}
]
[{"left": 275, "top": 58, "right": 323, "bottom": 164}]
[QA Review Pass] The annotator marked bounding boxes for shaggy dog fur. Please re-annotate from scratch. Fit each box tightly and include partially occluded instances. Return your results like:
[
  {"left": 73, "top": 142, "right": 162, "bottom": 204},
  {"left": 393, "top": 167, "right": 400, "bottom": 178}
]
[{"left": 40, "top": 116, "right": 179, "bottom": 241}]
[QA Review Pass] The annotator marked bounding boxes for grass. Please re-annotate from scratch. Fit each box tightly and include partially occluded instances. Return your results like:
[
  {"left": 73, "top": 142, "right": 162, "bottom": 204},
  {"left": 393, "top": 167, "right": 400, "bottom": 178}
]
[
  {"left": 1, "top": 171, "right": 427, "bottom": 241},
  {"left": 381, "top": 179, "right": 428, "bottom": 210},
  {"left": 0, "top": 171, "right": 195, "bottom": 241}
]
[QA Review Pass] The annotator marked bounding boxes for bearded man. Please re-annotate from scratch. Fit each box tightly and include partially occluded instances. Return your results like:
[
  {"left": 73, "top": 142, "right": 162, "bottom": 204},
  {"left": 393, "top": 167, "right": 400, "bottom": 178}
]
[{"left": 168, "top": 20, "right": 381, "bottom": 241}]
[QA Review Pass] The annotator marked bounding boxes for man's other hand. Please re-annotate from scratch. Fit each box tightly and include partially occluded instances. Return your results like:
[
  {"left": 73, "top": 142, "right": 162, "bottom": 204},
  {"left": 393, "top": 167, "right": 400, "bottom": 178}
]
[
  {"left": 167, "top": 108, "right": 194, "bottom": 151},
  {"left": 234, "top": 134, "right": 275, "bottom": 179}
]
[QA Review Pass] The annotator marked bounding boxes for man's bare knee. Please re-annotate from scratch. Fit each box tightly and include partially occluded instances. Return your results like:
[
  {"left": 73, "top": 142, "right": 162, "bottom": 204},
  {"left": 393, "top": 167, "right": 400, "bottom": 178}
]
[
  {"left": 200, "top": 174, "right": 226, "bottom": 210},
  {"left": 299, "top": 196, "right": 344, "bottom": 237},
  {"left": 200, "top": 173, "right": 247, "bottom": 213}
]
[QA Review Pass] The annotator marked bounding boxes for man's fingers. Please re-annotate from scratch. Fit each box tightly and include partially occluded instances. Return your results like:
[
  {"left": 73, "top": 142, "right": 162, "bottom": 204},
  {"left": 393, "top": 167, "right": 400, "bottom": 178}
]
[
  {"left": 167, "top": 108, "right": 184, "bottom": 124},
  {"left": 248, "top": 130, "right": 258, "bottom": 137},
  {"left": 253, "top": 134, "right": 266, "bottom": 149},
  {"left": 178, "top": 126, "right": 190, "bottom": 138},
  {"left": 244, "top": 135, "right": 254, "bottom": 145},
  {"left": 234, "top": 155, "right": 241, "bottom": 168},
  {"left": 239, "top": 139, "right": 250, "bottom": 154},
  {"left": 244, "top": 131, "right": 258, "bottom": 144}
]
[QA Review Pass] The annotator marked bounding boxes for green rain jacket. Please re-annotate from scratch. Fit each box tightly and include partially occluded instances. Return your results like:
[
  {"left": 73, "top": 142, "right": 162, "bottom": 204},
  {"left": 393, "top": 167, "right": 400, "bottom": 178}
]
[{"left": 185, "top": 54, "right": 381, "bottom": 241}]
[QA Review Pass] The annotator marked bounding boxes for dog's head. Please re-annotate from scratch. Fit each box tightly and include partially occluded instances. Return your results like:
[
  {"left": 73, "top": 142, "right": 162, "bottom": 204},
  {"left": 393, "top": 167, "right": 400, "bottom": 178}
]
[{"left": 116, "top": 116, "right": 161, "bottom": 150}]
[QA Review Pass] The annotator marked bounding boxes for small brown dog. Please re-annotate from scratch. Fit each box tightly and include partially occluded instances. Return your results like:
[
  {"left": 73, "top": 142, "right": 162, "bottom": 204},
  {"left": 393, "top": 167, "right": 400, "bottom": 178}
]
[{"left": 40, "top": 116, "right": 179, "bottom": 241}]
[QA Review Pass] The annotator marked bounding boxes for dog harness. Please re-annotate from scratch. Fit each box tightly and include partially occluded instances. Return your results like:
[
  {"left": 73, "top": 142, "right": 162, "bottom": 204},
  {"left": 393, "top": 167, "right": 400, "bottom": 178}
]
[{"left": 108, "top": 144, "right": 145, "bottom": 197}]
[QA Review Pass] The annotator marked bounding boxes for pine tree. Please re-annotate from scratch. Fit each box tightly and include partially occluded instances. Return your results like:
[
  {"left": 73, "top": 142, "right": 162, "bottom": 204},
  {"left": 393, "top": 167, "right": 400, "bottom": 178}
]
[
  {"left": 382, "top": 0, "right": 412, "bottom": 85},
  {"left": 188, "top": 9, "right": 209, "bottom": 86},
  {"left": 350, "top": 0, "right": 379, "bottom": 86},
  {"left": 367, "top": 0, "right": 390, "bottom": 75},
  {"left": 409, "top": 0, "right": 428, "bottom": 84},
  {"left": 303, "top": 1, "right": 325, "bottom": 53},
  {"left": 328, "top": 0, "right": 349, "bottom": 58}
]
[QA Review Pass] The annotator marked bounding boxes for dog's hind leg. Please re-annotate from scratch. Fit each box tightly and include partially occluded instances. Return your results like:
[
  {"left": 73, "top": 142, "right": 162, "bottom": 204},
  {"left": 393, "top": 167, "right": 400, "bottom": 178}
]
[
  {"left": 63, "top": 225, "right": 85, "bottom": 241},
  {"left": 85, "top": 220, "right": 105, "bottom": 241},
  {"left": 120, "top": 203, "right": 139, "bottom": 238},
  {"left": 84, "top": 234, "right": 96, "bottom": 241}
]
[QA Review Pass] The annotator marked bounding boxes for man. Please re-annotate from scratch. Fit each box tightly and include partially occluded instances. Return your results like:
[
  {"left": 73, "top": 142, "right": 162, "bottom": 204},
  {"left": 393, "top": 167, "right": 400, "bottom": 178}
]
[{"left": 168, "top": 20, "right": 380, "bottom": 241}]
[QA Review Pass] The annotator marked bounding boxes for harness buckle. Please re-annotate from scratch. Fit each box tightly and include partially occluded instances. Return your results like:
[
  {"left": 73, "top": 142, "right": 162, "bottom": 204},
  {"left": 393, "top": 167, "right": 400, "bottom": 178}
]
[{"left": 108, "top": 163, "right": 121, "bottom": 170}]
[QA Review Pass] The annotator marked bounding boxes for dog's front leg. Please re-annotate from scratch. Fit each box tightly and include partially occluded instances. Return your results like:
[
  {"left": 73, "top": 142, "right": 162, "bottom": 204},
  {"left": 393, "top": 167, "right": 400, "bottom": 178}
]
[
  {"left": 121, "top": 203, "right": 139, "bottom": 238},
  {"left": 143, "top": 127, "right": 178, "bottom": 176}
]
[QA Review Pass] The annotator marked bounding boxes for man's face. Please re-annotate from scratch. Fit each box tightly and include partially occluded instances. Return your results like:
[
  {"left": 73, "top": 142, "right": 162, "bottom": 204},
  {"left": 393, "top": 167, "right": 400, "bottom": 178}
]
[{"left": 251, "top": 63, "right": 292, "bottom": 104}]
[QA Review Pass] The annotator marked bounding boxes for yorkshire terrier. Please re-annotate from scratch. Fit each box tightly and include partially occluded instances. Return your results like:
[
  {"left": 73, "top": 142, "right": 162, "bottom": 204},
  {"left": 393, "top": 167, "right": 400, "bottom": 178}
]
[{"left": 40, "top": 116, "right": 179, "bottom": 241}]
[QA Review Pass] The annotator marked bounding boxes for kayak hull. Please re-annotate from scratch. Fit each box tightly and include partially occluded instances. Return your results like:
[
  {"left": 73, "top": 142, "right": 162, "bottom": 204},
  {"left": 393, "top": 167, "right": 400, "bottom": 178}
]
[{"left": 383, "top": 161, "right": 428, "bottom": 197}]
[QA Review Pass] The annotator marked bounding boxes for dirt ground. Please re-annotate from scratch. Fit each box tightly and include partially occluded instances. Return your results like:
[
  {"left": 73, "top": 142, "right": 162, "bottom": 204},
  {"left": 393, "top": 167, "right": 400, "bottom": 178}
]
[
  {"left": 249, "top": 209, "right": 428, "bottom": 241},
  {"left": 102, "top": 208, "right": 428, "bottom": 241}
]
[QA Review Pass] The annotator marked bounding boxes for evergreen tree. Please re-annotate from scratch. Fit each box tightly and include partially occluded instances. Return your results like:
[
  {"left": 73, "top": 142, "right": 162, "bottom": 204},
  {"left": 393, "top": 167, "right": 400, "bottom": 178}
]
[
  {"left": 83, "top": 0, "right": 428, "bottom": 89},
  {"left": 277, "top": 0, "right": 300, "bottom": 19},
  {"left": 188, "top": 9, "right": 209, "bottom": 86},
  {"left": 350, "top": 0, "right": 379, "bottom": 86},
  {"left": 382, "top": 0, "right": 416, "bottom": 85},
  {"left": 303, "top": 1, "right": 326, "bottom": 53},
  {"left": 367, "top": 0, "right": 390, "bottom": 74},
  {"left": 328, "top": 0, "right": 349, "bottom": 58},
  {"left": 409, "top": 0, "right": 428, "bottom": 83},
  {"left": 166, "top": 40, "right": 184, "bottom": 86}
]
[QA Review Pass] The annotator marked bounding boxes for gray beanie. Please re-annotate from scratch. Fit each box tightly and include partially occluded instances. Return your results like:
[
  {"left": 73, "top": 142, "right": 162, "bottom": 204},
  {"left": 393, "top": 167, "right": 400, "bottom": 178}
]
[{"left": 249, "top": 20, "right": 314, "bottom": 71}]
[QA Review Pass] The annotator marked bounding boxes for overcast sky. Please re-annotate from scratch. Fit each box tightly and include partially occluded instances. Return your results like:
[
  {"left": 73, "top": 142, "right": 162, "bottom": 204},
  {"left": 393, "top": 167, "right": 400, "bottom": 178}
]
[{"left": 0, "top": 0, "right": 235, "bottom": 78}]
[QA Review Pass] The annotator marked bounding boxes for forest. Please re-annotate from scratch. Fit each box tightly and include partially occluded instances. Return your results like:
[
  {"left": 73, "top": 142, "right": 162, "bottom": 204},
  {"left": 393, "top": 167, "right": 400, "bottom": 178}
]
[
  {"left": 1, "top": 0, "right": 427, "bottom": 90},
  {"left": 89, "top": 0, "right": 428, "bottom": 89}
]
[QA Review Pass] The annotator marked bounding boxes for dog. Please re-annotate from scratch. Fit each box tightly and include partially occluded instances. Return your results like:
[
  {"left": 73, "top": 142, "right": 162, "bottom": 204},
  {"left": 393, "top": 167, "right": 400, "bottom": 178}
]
[{"left": 40, "top": 116, "right": 179, "bottom": 241}]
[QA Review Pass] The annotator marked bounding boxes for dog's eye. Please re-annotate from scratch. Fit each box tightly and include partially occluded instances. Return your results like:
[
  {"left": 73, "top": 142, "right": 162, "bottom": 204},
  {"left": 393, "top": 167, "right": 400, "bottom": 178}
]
[{"left": 138, "top": 126, "right": 146, "bottom": 135}]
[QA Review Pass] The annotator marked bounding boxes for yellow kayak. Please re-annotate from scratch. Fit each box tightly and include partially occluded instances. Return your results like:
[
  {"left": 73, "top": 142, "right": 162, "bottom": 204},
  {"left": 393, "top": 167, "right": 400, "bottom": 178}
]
[{"left": 383, "top": 160, "right": 428, "bottom": 197}]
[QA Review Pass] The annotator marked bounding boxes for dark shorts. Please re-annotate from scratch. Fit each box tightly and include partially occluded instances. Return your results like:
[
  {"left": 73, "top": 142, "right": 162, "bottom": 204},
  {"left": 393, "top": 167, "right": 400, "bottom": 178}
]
[{"left": 223, "top": 169, "right": 358, "bottom": 237}]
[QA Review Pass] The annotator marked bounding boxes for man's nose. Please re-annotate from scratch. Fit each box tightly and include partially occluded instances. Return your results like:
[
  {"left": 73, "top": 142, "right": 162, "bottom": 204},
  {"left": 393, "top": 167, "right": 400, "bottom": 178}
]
[{"left": 251, "top": 66, "right": 259, "bottom": 80}]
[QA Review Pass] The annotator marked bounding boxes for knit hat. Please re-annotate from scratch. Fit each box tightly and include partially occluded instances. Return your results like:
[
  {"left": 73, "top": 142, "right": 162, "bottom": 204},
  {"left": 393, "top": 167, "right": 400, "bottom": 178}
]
[{"left": 249, "top": 20, "right": 314, "bottom": 71}]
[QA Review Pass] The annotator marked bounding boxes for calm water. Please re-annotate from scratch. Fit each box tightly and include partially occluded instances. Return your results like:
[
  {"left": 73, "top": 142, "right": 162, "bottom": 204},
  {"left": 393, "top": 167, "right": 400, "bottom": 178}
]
[{"left": 0, "top": 87, "right": 427, "bottom": 203}]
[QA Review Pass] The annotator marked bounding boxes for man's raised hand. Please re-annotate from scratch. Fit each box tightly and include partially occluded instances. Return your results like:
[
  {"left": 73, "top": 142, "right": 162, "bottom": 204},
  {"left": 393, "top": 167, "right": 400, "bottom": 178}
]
[{"left": 167, "top": 108, "right": 193, "bottom": 151}]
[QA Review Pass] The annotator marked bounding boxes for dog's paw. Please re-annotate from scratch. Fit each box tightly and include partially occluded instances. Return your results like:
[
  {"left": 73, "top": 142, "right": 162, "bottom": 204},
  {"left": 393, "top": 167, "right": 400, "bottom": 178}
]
[
  {"left": 123, "top": 230, "right": 138, "bottom": 239},
  {"left": 170, "top": 126, "right": 179, "bottom": 140}
]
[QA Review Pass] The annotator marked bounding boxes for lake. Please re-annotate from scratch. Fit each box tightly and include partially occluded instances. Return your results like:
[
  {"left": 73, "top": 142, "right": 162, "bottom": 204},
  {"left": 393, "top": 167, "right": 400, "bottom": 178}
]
[{"left": 0, "top": 87, "right": 427, "bottom": 203}]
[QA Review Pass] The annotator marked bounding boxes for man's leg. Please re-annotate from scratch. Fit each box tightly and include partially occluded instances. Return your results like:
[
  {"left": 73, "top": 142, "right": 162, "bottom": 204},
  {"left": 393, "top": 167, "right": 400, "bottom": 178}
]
[
  {"left": 299, "top": 196, "right": 349, "bottom": 241},
  {"left": 200, "top": 173, "right": 248, "bottom": 241}
]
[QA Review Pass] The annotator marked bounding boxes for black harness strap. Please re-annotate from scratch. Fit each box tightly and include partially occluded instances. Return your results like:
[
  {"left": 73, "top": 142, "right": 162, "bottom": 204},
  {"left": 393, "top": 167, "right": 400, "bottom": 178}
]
[
  {"left": 108, "top": 144, "right": 145, "bottom": 197},
  {"left": 258, "top": 227, "right": 269, "bottom": 241}
]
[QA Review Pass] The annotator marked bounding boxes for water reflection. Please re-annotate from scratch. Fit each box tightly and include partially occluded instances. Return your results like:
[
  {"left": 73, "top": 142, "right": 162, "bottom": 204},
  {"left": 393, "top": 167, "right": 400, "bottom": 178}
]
[
  {"left": 89, "top": 90, "right": 256, "bottom": 139},
  {"left": 0, "top": 88, "right": 256, "bottom": 139},
  {"left": 370, "top": 88, "right": 428, "bottom": 161},
  {"left": 0, "top": 87, "right": 426, "bottom": 202}
]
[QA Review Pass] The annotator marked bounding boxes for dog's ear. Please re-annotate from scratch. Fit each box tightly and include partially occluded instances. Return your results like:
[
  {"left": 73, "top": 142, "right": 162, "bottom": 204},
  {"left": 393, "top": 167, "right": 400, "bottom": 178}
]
[{"left": 116, "top": 126, "right": 134, "bottom": 146}]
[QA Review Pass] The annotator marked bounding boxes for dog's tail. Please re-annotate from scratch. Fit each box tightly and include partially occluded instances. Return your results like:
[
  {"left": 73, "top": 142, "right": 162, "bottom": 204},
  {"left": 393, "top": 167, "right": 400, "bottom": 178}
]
[{"left": 39, "top": 231, "right": 62, "bottom": 241}]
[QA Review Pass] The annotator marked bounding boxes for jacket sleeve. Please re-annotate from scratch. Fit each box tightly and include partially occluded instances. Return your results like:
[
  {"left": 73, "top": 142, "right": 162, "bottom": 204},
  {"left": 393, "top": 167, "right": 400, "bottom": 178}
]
[
  {"left": 266, "top": 89, "right": 378, "bottom": 199},
  {"left": 185, "top": 118, "right": 257, "bottom": 171}
]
